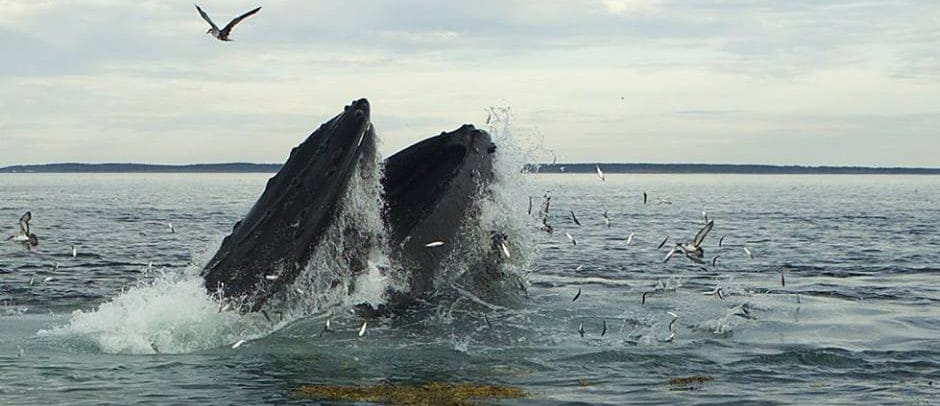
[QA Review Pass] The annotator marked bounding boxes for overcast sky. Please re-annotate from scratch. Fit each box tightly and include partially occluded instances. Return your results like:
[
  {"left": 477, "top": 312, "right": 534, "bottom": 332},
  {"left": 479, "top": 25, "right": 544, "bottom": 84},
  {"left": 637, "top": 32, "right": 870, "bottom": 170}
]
[{"left": 2, "top": 0, "right": 939, "bottom": 167}]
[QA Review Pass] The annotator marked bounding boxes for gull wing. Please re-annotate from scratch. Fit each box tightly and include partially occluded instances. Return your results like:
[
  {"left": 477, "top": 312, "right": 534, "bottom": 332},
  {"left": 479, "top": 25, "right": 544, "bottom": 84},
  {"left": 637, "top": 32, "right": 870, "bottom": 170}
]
[
  {"left": 220, "top": 6, "right": 261, "bottom": 38},
  {"left": 692, "top": 220, "right": 714, "bottom": 248},
  {"left": 18, "top": 211, "right": 31, "bottom": 235},
  {"left": 194, "top": 4, "right": 220, "bottom": 31}
]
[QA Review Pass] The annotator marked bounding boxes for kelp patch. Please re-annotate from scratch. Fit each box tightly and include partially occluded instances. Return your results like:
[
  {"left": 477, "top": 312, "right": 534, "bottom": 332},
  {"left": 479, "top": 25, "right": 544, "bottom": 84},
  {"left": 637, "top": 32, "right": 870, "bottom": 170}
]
[
  {"left": 668, "top": 375, "right": 714, "bottom": 391},
  {"left": 294, "top": 382, "right": 527, "bottom": 405}
]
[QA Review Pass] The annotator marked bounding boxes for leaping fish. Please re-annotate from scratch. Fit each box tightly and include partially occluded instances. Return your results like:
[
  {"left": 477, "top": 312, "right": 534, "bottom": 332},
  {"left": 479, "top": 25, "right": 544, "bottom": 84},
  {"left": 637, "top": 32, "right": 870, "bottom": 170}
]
[
  {"left": 565, "top": 233, "right": 577, "bottom": 245},
  {"left": 657, "top": 235, "right": 669, "bottom": 249},
  {"left": 358, "top": 321, "right": 368, "bottom": 337}
]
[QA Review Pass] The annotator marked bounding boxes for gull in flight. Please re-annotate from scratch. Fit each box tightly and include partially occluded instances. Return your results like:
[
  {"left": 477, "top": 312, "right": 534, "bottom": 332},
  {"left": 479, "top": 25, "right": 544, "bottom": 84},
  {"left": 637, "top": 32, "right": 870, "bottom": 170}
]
[
  {"left": 664, "top": 220, "right": 714, "bottom": 264},
  {"left": 195, "top": 4, "right": 262, "bottom": 42},
  {"left": 596, "top": 165, "right": 606, "bottom": 181}
]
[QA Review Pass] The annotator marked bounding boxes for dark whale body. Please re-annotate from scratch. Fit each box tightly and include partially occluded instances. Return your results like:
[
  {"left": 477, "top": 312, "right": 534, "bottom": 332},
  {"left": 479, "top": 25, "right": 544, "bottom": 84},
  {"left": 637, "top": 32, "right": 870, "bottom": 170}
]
[
  {"left": 203, "top": 99, "right": 375, "bottom": 311},
  {"left": 382, "top": 125, "right": 497, "bottom": 300},
  {"left": 202, "top": 100, "right": 499, "bottom": 313}
]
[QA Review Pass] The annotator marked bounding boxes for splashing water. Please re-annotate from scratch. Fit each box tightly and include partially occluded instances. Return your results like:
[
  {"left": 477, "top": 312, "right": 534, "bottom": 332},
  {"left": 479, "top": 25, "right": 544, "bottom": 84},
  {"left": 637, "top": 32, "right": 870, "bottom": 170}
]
[{"left": 38, "top": 266, "right": 270, "bottom": 354}]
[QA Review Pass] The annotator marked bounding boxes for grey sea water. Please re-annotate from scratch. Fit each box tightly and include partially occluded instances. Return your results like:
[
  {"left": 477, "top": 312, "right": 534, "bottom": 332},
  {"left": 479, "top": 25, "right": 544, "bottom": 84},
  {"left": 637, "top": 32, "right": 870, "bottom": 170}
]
[{"left": 1, "top": 172, "right": 938, "bottom": 405}]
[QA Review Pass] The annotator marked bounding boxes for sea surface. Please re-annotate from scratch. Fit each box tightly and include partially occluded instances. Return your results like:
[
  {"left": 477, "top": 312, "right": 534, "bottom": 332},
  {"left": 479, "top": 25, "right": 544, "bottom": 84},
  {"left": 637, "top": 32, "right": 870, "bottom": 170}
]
[{"left": 1, "top": 172, "right": 938, "bottom": 405}]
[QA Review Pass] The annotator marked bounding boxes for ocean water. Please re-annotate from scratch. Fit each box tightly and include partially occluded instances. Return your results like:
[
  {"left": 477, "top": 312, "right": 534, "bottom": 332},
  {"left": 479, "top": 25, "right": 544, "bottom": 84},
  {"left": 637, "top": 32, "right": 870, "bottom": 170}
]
[{"left": 1, "top": 172, "right": 939, "bottom": 405}]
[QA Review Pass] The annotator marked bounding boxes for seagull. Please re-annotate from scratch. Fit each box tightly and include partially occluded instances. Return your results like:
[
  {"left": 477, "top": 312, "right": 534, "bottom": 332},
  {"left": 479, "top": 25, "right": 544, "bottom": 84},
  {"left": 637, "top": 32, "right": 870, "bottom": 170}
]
[
  {"left": 71, "top": 245, "right": 77, "bottom": 258},
  {"left": 194, "top": 4, "right": 262, "bottom": 42},
  {"left": 643, "top": 192, "right": 648, "bottom": 205},
  {"left": 601, "top": 319, "right": 607, "bottom": 337},
  {"left": 596, "top": 165, "right": 606, "bottom": 181},
  {"left": 569, "top": 210, "right": 581, "bottom": 226},
  {"left": 168, "top": 222, "right": 175, "bottom": 233},
  {"left": 602, "top": 210, "right": 611, "bottom": 228},
  {"left": 572, "top": 287, "right": 581, "bottom": 302},
  {"left": 718, "top": 234, "right": 726, "bottom": 247},
  {"left": 8, "top": 211, "right": 38, "bottom": 246},
  {"left": 641, "top": 291, "right": 651, "bottom": 304},
  {"left": 780, "top": 269, "right": 786, "bottom": 287},
  {"left": 663, "top": 220, "right": 714, "bottom": 264},
  {"left": 231, "top": 339, "right": 246, "bottom": 349},
  {"left": 657, "top": 198, "right": 672, "bottom": 205},
  {"left": 425, "top": 241, "right": 445, "bottom": 248},
  {"left": 711, "top": 255, "right": 720, "bottom": 267},
  {"left": 626, "top": 232, "right": 634, "bottom": 246},
  {"left": 527, "top": 197, "right": 533, "bottom": 215},
  {"left": 702, "top": 211, "right": 709, "bottom": 224},
  {"left": 744, "top": 246, "right": 754, "bottom": 259},
  {"left": 483, "top": 313, "right": 493, "bottom": 329},
  {"left": 578, "top": 322, "right": 585, "bottom": 337}
]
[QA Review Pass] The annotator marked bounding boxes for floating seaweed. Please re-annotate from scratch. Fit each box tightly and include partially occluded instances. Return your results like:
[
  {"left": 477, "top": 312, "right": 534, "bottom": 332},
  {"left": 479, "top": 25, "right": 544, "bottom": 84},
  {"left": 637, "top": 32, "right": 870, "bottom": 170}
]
[
  {"left": 668, "top": 376, "right": 714, "bottom": 391},
  {"left": 294, "top": 382, "right": 527, "bottom": 405}
]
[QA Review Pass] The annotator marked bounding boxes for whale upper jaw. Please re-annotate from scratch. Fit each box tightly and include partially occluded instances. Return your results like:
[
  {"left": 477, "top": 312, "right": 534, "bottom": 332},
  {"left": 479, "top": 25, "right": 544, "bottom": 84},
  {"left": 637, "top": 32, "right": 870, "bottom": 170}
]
[{"left": 202, "top": 99, "right": 375, "bottom": 312}]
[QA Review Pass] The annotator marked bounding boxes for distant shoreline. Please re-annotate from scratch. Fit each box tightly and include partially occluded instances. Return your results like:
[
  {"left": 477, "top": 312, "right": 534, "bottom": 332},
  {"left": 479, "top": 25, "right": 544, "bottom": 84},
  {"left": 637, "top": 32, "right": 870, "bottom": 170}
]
[{"left": 1, "top": 162, "right": 939, "bottom": 175}]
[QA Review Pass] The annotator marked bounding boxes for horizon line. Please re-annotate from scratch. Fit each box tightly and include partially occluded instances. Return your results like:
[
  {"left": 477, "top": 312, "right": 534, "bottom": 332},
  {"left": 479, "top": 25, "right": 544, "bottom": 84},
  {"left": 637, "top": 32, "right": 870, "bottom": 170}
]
[
  {"left": 1, "top": 162, "right": 939, "bottom": 175},
  {"left": 2, "top": 161, "right": 939, "bottom": 169}
]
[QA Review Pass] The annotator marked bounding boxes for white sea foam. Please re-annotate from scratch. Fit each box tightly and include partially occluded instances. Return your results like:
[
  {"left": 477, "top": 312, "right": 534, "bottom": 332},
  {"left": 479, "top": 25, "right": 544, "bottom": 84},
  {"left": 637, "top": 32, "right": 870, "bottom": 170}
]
[{"left": 39, "top": 266, "right": 269, "bottom": 354}]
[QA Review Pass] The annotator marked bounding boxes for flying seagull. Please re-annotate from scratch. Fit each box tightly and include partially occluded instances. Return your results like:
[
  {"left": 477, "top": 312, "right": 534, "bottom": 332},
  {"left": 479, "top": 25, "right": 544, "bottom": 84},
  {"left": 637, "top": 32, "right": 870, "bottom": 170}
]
[
  {"left": 195, "top": 4, "right": 261, "bottom": 42},
  {"left": 664, "top": 220, "right": 714, "bottom": 264}
]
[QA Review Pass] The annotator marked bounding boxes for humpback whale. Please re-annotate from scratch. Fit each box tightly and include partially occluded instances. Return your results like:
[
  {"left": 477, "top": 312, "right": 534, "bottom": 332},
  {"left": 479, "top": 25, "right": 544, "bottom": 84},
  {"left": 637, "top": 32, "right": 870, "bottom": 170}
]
[
  {"left": 382, "top": 124, "right": 498, "bottom": 303},
  {"left": 202, "top": 100, "right": 507, "bottom": 315},
  {"left": 202, "top": 99, "right": 376, "bottom": 311}
]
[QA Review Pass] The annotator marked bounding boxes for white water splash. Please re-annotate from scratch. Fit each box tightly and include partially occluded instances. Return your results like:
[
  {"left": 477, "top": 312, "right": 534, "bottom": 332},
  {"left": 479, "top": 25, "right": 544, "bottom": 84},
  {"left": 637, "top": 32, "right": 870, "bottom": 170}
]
[{"left": 38, "top": 266, "right": 270, "bottom": 354}]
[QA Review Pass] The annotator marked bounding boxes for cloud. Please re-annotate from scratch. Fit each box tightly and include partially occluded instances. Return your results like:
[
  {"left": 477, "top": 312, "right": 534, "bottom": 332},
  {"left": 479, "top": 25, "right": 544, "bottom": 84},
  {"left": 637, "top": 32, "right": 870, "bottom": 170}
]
[
  {"left": 601, "top": 0, "right": 662, "bottom": 16},
  {"left": 1, "top": 0, "right": 938, "bottom": 167}
]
